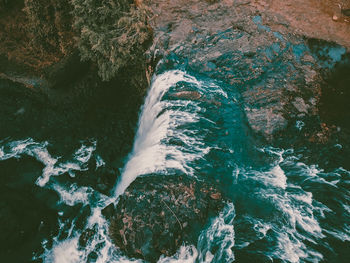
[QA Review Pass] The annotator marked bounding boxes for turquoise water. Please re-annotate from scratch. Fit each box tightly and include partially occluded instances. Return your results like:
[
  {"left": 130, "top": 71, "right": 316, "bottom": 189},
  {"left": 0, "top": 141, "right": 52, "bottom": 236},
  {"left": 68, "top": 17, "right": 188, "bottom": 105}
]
[{"left": 1, "top": 64, "right": 349, "bottom": 262}]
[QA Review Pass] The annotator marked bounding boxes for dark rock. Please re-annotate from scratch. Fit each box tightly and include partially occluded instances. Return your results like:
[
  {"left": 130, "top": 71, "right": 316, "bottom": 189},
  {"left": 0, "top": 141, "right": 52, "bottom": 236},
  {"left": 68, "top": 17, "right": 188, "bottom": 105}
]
[
  {"left": 109, "top": 174, "right": 225, "bottom": 262},
  {"left": 101, "top": 203, "right": 115, "bottom": 220},
  {"left": 44, "top": 49, "right": 90, "bottom": 89},
  {"left": 148, "top": 0, "right": 350, "bottom": 144},
  {"left": 79, "top": 227, "right": 96, "bottom": 248},
  {"left": 87, "top": 251, "right": 98, "bottom": 262},
  {"left": 95, "top": 167, "right": 118, "bottom": 195},
  {"left": 148, "top": 0, "right": 323, "bottom": 140}
]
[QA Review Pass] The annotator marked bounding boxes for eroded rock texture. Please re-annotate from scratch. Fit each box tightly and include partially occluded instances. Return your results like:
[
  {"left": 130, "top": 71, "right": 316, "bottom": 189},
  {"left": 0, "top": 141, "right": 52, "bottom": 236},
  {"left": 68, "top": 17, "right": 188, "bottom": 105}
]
[
  {"left": 110, "top": 175, "right": 224, "bottom": 262},
  {"left": 147, "top": 0, "right": 350, "bottom": 140}
]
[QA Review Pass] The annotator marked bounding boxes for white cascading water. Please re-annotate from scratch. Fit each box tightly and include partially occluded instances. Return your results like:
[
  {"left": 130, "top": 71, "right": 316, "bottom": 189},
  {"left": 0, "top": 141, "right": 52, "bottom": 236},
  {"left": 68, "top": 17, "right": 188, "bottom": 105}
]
[
  {"left": 1, "top": 69, "right": 350, "bottom": 263},
  {"left": 115, "top": 70, "right": 211, "bottom": 197},
  {"left": 32, "top": 69, "right": 235, "bottom": 262}
]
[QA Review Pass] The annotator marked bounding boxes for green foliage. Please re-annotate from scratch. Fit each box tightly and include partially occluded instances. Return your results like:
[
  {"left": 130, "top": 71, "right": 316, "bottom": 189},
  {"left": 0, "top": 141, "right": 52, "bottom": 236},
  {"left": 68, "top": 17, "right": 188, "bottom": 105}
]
[
  {"left": 23, "top": 0, "right": 74, "bottom": 55},
  {"left": 71, "top": 0, "right": 153, "bottom": 81}
]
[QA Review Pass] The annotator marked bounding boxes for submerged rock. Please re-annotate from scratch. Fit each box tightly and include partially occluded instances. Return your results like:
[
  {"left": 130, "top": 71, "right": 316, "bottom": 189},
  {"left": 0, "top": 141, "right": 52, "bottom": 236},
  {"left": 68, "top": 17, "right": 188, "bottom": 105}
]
[
  {"left": 109, "top": 174, "right": 225, "bottom": 262},
  {"left": 169, "top": 90, "right": 201, "bottom": 100},
  {"left": 101, "top": 203, "right": 115, "bottom": 220}
]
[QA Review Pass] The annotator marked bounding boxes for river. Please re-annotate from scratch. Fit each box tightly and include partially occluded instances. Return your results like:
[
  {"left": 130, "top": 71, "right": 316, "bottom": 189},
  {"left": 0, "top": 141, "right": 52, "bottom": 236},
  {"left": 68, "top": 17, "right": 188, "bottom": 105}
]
[{"left": 1, "top": 62, "right": 349, "bottom": 263}]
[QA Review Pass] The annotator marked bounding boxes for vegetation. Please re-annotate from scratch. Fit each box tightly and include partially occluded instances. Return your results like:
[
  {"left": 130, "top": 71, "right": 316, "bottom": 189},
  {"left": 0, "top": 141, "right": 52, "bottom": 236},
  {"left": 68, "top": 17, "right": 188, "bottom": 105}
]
[
  {"left": 71, "top": 0, "right": 153, "bottom": 81},
  {"left": 1, "top": 0, "right": 153, "bottom": 81},
  {"left": 23, "top": 0, "right": 74, "bottom": 55}
]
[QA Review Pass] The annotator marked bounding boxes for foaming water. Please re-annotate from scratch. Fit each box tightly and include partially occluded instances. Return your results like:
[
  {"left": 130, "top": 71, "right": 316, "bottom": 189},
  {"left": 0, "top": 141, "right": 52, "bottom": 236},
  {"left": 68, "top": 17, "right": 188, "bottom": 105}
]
[
  {"left": 1, "top": 69, "right": 350, "bottom": 263},
  {"left": 0, "top": 138, "right": 96, "bottom": 187},
  {"left": 233, "top": 148, "right": 350, "bottom": 263},
  {"left": 158, "top": 203, "right": 235, "bottom": 263},
  {"left": 115, "top": 70, "right": 221, "bottom": 196},
  {"left": 197, "top": 203, "right": 236, "bottom": 262}
]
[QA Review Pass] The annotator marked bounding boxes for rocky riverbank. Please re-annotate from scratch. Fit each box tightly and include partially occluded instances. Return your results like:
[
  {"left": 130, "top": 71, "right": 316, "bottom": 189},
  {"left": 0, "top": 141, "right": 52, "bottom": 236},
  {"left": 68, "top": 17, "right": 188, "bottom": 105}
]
[
  {"left": 1, "top": 0, "right": 350, "bottom": 262},
  {"left": 1, "top": 1, "right": 348, "bottom": 166},
  {"left": 148, "top": 0, "right": 350, "bottom": 141},
  {"left": 109, "top": 0, "right": 350, "bottom": 260},
  {"left": 0, "top": 0, "right": 154, "bottom": 167}
]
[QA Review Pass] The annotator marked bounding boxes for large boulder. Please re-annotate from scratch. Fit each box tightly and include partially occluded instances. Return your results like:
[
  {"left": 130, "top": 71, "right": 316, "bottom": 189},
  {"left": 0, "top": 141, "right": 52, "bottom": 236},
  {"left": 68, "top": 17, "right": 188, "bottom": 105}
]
[
  {"left": 109, "top": 174, "right": 225, "bottom": 262},
  {"left": 148, "top": 0, "right": 350, "bottom": 142}
]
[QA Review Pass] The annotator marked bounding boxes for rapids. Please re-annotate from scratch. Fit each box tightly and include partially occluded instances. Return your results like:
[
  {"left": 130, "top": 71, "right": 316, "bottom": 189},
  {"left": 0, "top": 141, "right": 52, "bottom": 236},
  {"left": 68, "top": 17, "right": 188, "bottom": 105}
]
[{"left": 1, "top": 69, "right": 349, "bottom": 263}]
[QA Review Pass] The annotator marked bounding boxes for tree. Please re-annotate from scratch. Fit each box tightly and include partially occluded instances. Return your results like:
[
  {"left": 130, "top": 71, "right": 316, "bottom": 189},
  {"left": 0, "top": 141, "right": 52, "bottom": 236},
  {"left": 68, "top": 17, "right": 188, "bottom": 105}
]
[
  {"left": 71, "top": 0, "right": 153, "bottom": 81},
  {"left": 23, "top": 0, "right": 74, "bottom": 55}
]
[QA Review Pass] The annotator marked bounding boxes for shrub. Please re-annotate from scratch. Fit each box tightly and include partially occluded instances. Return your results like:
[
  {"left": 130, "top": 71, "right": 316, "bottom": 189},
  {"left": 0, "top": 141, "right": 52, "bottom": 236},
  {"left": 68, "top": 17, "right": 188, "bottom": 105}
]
[
  {"left": 23, "top": 0, "right": 74, "bottom": 55},
  {"left": 71, "top": 0, "right": 153, "bottom": 81}
]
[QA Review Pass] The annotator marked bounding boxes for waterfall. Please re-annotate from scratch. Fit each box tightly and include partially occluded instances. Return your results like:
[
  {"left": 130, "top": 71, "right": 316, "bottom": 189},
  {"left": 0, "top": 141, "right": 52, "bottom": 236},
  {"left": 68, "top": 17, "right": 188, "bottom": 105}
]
[{"left": 114, "top": 70, "right": 212, "bottom": 197}]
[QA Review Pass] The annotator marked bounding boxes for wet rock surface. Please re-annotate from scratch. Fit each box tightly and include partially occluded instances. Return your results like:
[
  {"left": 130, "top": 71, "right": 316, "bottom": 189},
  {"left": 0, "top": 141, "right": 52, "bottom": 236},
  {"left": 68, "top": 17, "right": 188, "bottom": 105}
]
[
  {"left": 106, "top": 1, "right": 350, "bottom": 259},
  {"left": 148, "top": 0, "right": 349, "bottom": 142},
  {"left": 0, "top": 0, "right": 154, "bottom": 169},
  {"left": 110, "top": 174, "right": 225, "bottom": 262}
]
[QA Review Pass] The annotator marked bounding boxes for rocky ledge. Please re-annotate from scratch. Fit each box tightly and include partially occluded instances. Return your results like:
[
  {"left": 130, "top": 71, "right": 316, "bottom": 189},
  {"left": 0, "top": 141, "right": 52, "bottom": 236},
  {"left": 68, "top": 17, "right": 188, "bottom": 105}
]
[
  {"left": 0, "top": 0, "right": 154, "bottom": 165},
  {"left": 148, "top": 0, "right": 350, "bottom": 144},
  {"left": 106, "top": 0, "right": 350, "bottom": 258},
  {"left": 109, "top": 175, "right": 224, "bottom": 262}
]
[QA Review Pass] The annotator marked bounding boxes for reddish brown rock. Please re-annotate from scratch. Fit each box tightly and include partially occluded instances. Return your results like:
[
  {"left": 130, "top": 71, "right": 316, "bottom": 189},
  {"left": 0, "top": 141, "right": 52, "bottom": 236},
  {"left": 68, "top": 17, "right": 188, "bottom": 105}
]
[
  {"left": 170, "top": 90, "right": 201, "bottom": 100},
  {"left": 109, "top": 174, "right": 225, "bottom": 262}
]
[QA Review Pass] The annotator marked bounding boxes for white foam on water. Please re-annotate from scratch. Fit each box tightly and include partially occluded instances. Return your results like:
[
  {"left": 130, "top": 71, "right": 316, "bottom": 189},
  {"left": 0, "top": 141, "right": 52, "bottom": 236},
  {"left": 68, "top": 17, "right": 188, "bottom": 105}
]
[
  {"left": 157, "top": 203, "right": 235, "bottom": 263},
  {"left": 41, "top": 237, "right": 82, "bottom": 263},
  {"left": 197, "top": 202, "right": 235, "bottom": 263},
  {"left": 96, "top": 154, "right": 105, "bottom": 169},
  {"left": 0, "top": 145, "right": 4, "bottom": 159},
  {"left": 53, "top": 183, "right": 92, "bottom": 206},
  {"left": 74, "top": 142, "right": 96, "bottom": 163},
  {"left": 274, "top": 231, "right": 308, "bottom": 263},
  {"left": 158, "top": 245, "right": 198, "bottom": 263},
  {"left": 268, "top": 165, "right": 287, "bottom": 189},
  {"left": 0, "top": 138, "right": 46, "bottom": 160},
  {"left": 0, "top": 138, "right": 97, "bottom": 186},
  {"left": 258, "top": 147, "right": 287, "bottom": 189},
  {"left": 238, "top": 147, "right": 327, "bottom": 262},
  {"left": 115, "top": 70, "right": 218, "bottom": 197}
]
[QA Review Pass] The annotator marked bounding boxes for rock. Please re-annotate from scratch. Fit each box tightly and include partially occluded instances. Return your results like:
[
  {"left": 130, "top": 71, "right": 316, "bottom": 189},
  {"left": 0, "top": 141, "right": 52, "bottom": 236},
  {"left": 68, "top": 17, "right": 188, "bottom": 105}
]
[
  {"left": 148, "top": 0, "right": 350, "bottom": 143},
  {"left": 210, "top": 192, "right": 222, "bottom": 200},
  {"left": 101, "top": 203, "right": 115, "bottom": 220},
  {"left": 170, "top": 91, "right": 201, "bottom": 100},
  {"left": 109, "top": 174, "right": 225, "bottom": 262},
  {"left": 332, "top": 15, "right": 339, "bottom": 21},
  {"left": 95, "top": 167, "right": 119, "bottom": 195},
  {"left": 79, "top": 228, "right": 96, "bottom": 248},
  {"left": 292, "top": 97, "right": 309, "bottom": 113},
  {"left": 245, "top": 107, "right": 288, "bottom": 136}
]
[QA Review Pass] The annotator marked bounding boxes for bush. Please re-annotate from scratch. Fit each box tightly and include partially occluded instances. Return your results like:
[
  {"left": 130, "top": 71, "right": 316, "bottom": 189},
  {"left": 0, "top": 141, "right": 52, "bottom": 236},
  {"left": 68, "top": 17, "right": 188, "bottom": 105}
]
[
  {"left": 71, "top": 0, "right": 153, "bottom": 81},
  {"left": 23, "top": 0, "right": 74, "bottom": 55}
]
